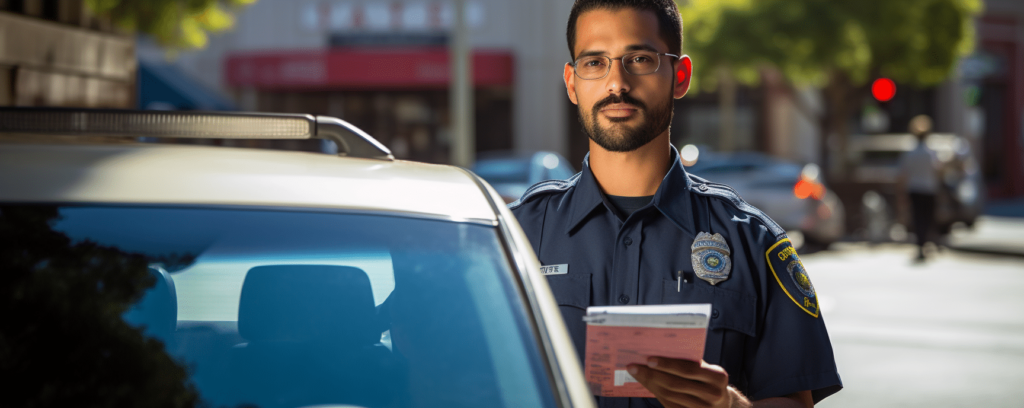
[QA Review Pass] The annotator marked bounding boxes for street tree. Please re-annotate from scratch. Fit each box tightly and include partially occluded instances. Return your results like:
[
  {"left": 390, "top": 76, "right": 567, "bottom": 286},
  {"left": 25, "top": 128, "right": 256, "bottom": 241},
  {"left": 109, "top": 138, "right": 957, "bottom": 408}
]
[
  {"left": 85, "top": 0, "right": 256, "bottom": 50},
  {"left": 678, "top": 0, "right": 982, "bottom": 177}
]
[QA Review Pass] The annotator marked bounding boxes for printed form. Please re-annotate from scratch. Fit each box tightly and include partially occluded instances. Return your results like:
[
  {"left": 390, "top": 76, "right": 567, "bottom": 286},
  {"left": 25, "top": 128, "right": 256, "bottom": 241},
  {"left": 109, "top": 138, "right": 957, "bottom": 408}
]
[{"left": 582, "top": 304, "right": 711, "bottom": 398}]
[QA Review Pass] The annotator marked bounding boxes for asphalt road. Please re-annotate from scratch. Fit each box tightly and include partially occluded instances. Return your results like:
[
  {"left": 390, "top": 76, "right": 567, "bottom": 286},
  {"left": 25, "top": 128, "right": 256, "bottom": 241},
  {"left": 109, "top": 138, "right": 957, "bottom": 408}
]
[{"left": 804, "top": 242, "right": 1024, "bottom": 408}]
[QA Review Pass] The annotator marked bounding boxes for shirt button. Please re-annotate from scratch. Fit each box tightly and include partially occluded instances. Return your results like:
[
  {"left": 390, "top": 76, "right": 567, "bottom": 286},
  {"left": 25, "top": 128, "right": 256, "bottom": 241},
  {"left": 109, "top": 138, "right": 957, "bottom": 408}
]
[
  {"left": 618, "top": 295, "right": 630, "bottom": 304},
  {"left": 623, "top": 237, "right": 633, "bottom": 246},
  {"left": 712, "top": 309, "right": 720, "bottom": 319}
]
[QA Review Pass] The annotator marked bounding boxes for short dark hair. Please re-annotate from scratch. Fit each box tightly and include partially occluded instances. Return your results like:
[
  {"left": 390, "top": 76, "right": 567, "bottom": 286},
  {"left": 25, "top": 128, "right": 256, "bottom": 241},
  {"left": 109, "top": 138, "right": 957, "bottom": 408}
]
[{"left": 566, "top": 0, "right": 683, "bottom": 60}]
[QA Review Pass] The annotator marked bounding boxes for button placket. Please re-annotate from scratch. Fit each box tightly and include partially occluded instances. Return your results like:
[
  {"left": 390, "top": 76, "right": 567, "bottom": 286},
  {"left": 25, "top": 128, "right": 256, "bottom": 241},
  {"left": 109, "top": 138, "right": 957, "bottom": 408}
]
[{"left": 613, "top": 220, "right": 641, "bottom": 306}]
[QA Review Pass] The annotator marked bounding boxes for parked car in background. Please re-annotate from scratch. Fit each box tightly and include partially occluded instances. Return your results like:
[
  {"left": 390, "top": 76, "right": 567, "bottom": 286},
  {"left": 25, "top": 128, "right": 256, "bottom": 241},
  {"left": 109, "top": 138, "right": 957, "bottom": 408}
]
[
  {"left": 838, "top": 133, "right": 983, "bottom": 241},
  {"left": 472, "top": 151, "right": 577, "bottom": 203},
  {"left": 0, "top": 108, "right": 592, "bottom": 408},
  {"left": 685, "top": 150, "right": 846, "bottom": 250}
]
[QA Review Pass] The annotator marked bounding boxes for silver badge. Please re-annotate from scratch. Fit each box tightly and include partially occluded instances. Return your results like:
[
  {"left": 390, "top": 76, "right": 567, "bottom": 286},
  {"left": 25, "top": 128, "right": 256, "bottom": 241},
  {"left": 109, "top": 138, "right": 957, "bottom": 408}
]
[{"left": 691, "top": 232, "right": 732, "bottom": 285}]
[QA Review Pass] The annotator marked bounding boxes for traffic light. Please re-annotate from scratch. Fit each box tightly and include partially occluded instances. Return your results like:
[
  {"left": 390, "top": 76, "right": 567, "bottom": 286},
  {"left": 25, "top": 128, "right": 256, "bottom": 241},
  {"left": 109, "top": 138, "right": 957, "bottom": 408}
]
[{"left": 871, "top": 78, "right": 896, "bottom": 102}]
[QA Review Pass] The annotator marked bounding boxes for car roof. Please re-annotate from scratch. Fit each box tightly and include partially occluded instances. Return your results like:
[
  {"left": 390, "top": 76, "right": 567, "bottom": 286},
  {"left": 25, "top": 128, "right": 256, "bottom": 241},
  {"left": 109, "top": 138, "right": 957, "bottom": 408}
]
[{"left": 0, "top": 142, "right": 498, "bottom": 224}]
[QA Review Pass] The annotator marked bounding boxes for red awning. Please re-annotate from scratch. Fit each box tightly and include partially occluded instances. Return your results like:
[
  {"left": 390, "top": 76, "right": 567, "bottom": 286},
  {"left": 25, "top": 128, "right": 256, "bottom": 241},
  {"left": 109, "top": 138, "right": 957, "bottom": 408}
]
[{"left": 225, "top": 48, "right": 513, "bottom": 90}]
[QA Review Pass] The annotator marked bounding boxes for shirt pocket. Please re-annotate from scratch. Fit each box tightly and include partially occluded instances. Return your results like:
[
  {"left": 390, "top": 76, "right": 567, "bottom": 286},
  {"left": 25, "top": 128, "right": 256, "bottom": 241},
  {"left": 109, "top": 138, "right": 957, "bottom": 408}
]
[
  {"left": 661, "top": 279, "right": 756, "bottom": 365},
  {"left": 546, "top": 273, "right": 591, "bottom": 362}
]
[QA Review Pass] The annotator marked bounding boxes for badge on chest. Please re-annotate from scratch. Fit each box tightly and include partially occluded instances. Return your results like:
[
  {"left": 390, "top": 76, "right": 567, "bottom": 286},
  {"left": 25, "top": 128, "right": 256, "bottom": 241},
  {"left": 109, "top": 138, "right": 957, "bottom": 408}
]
[{"left": 691, "top": 232, "right": 732, "bottom": 285}]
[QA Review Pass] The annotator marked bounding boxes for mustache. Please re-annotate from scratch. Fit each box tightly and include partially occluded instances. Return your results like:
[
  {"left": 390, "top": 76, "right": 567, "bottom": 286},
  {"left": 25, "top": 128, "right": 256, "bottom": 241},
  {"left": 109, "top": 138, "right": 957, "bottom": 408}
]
[{"left": 593, "top": 93, "right": 647, "bottom": 112}]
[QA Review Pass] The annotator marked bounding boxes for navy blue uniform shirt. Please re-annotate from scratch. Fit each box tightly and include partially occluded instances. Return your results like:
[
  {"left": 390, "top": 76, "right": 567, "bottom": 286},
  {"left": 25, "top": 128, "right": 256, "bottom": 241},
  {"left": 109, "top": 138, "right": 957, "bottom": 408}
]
[{"left": 509, "top": 147, "right": 842, "bottom": 407}]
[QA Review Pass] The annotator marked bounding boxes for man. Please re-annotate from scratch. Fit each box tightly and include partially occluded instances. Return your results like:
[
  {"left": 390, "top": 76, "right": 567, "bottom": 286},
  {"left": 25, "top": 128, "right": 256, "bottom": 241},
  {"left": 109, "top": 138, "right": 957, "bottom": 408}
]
[
  {"left": 509, "top": 1, "right": 842, "bottom": 407},
  {"left": 897, "top": 114, "right": 941, "bottom": 261}
]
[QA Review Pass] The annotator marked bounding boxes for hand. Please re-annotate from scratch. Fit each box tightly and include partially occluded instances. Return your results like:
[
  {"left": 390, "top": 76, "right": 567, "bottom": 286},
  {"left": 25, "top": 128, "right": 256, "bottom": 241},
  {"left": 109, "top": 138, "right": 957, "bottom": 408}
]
[{"left": 627, "top": 357, "right": 746, "bottom": 408}]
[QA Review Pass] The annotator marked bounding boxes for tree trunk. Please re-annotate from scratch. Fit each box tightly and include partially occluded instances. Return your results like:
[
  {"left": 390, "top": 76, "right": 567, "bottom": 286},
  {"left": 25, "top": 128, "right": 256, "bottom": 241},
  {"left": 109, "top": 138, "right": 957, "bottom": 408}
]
[
  {"left": 821, "top": 71, "right": 873, "bottom": 182},
  {"left": 718, "top": 67, "right": 737, "bottom": 152}
]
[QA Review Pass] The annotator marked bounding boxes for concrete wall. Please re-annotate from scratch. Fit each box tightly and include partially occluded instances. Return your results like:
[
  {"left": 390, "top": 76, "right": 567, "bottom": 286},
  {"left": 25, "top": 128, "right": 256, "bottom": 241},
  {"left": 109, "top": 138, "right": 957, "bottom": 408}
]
[{"left": 0, "top": 11, "right": 135, "bottom": 108}]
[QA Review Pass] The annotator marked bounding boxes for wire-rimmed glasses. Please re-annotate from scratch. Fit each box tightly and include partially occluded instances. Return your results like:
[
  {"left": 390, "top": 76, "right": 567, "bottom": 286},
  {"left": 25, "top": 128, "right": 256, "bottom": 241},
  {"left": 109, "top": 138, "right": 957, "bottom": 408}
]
[{"left": 571, "top": 51, "right": 680, "bottom": 80}]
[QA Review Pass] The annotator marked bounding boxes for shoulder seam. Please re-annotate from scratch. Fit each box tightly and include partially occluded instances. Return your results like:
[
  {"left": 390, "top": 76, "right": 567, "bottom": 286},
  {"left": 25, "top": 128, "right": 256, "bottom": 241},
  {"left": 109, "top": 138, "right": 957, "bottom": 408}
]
[
  {"left": 687, "top": 175, "right": 787, "bottom": 238},
  {"left": 508, "top": 172, "right": 581, "bottom": 210}
]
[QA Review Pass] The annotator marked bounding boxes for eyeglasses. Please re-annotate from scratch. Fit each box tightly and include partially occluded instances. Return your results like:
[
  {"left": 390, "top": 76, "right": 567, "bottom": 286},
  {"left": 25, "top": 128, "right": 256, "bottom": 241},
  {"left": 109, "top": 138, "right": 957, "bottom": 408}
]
[{"left": 571, "top": 51, "right": 679, "bottom": 80}]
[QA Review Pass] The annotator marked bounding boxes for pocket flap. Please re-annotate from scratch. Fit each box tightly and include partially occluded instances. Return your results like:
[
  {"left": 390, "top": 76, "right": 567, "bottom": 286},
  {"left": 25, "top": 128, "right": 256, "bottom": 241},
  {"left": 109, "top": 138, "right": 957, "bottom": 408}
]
[
  {"left": 709, "top": 287, "right": 757, "bottom": 337},
  {"left": 545, "top": 273, "right": 591, "bottom": 310}
]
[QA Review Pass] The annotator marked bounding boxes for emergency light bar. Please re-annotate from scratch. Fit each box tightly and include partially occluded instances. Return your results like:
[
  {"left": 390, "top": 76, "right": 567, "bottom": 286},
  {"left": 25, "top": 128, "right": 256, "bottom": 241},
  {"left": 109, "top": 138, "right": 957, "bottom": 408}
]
[{"left": 0, "top": 108, "right": 393, "bottom": 160}]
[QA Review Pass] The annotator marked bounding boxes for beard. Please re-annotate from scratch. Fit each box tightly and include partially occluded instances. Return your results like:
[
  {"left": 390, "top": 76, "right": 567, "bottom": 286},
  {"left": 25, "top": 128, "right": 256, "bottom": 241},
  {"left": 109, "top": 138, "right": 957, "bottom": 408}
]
[{"left": 579, "top": 88, "right": 674, "bottom": 153}]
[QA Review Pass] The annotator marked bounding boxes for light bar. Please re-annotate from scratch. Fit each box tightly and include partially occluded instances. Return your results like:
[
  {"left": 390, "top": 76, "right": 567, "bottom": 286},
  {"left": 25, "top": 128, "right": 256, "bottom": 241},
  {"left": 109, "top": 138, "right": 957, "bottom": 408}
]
[
  {"left": 0, "top": 109, "right": 314, "bottom": 139},
  {"left": 0, "top": 108, "right": 393, "bottom": 160}
]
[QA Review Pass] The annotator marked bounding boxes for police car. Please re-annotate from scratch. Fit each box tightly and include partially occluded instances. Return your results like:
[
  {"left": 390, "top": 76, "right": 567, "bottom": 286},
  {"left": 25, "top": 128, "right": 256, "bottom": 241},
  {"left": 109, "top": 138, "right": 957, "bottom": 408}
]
[{"left": 0, "top": 108, "right": 592, "bottom": 408}]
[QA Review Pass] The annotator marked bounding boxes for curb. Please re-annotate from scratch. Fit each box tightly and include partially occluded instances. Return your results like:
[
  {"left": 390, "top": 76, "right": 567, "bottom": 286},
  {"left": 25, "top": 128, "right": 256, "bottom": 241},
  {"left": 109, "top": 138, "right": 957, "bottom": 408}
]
[{"left": 948, "top": 244, "right": 1024, "bottom": 259}]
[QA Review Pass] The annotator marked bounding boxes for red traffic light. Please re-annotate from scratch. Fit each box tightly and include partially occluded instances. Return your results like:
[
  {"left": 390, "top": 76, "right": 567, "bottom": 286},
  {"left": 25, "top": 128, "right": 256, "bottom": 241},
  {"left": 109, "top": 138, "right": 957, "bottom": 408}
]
[{"left": 872, "top": 78, "right": 896, "bottom": 102}]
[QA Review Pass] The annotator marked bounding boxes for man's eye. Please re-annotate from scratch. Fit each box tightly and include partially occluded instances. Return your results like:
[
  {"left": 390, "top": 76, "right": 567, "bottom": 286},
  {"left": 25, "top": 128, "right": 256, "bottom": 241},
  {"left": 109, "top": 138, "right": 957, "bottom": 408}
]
[
  {"left": 630, "top": 55, "right": 653, "bottom": 64},
  {"left": 582, "top": 59, "right": 605, "bottom": 68}
]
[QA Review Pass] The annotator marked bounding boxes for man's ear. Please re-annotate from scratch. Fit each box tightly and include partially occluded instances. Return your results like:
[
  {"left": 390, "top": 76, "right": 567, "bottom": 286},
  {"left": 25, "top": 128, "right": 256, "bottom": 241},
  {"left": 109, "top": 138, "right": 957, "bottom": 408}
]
[
  {"left": 673, "top": 55, "right": 692, "bottom": 99},
  {"left": 564, "top": 62, "right": 579, "bottom": 105}
]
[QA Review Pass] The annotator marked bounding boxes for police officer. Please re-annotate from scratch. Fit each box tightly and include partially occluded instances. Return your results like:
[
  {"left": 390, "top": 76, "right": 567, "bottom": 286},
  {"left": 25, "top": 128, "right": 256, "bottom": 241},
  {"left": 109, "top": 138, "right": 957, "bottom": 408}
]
[{"left": 509, "top": 1, "right": 842, "bottom": 407}]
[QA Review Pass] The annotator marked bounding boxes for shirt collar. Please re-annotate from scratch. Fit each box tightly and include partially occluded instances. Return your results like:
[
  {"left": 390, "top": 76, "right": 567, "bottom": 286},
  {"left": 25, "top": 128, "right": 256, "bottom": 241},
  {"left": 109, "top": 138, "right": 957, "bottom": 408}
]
[
  {"left": 652, "top": 145, "right": 697, "bottom": 235},
  {"left": 563, "top": 145, "right": 695, "bottom": 235},
  {"left": 563, "top": 152, "right": 606, "bottom": 234}
]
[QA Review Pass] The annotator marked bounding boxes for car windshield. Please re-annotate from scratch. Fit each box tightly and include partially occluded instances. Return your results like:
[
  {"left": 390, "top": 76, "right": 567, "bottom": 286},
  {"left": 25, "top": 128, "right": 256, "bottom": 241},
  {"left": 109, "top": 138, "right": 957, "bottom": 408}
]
[{"left": 5, "top": 205, "right": 555, "bottom": 408}]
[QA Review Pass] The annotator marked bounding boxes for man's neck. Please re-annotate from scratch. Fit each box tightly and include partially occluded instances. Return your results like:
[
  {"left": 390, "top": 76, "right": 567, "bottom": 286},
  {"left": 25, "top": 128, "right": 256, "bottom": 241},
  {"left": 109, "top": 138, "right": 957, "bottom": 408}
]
[{"left": 588, "top": 132, "right": 672, "bottom": 197}]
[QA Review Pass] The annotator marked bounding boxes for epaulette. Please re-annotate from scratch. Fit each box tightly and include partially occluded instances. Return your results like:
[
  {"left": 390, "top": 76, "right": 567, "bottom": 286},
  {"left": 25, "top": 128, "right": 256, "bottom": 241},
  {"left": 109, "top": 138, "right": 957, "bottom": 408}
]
[
  {"left": 686, "top": 173, "right": 786, "bottom": 238},
  {"left": 508, "top": 172, "right": 582, "bottom": 210}
]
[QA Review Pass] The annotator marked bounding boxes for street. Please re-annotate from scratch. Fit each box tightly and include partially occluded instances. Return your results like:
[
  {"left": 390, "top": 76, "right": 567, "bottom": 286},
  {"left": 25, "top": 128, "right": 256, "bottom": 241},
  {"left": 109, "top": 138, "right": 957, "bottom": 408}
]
[{"left": 805, "top": 239, "right": 1024, "bottom": 407}]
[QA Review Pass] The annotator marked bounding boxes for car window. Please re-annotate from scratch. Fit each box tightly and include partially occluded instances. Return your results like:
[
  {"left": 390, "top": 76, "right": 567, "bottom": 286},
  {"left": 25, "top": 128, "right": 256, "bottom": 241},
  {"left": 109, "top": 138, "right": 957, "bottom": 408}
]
[
  {"left": 688, "top": 163, "right": 758, "bottom": 176},
  {"left": 472, "top": 158, "right": 531, "bottom": 184},
  {"left": 8, "top": 205, "right": 555, "bottom": 408}
]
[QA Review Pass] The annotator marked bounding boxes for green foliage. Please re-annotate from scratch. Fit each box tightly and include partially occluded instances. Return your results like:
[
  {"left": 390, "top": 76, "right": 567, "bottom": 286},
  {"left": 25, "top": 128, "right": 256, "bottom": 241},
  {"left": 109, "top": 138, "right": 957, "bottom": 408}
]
[
  {"left": 0, "top": 206, "right": 201, "bottom": 407},
  {"left": 679, "top": 0, "right": 983, "bottom": 92},
  {"left": 85, "top": 0, "right": 257, "bottom": 50}
]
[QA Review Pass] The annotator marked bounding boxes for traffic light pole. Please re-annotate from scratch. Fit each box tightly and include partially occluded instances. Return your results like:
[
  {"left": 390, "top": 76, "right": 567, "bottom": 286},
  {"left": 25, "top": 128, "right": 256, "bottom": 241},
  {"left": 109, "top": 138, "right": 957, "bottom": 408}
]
[{"left": 450, "top": 0, "right": 474, "bottom": 168}]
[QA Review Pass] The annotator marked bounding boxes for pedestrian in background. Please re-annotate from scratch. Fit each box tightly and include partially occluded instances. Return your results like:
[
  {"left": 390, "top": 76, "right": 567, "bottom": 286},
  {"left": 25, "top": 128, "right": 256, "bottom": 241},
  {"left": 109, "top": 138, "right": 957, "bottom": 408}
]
[{"left": 898, "top": 115, "right": 940, "bottom": 261}]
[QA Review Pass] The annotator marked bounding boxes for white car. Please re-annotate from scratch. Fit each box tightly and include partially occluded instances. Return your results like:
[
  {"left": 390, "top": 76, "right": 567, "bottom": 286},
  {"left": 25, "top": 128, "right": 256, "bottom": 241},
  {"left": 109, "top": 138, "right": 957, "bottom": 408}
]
[{"left": 0, "top": 108, "right": 592, "bottom": 408}]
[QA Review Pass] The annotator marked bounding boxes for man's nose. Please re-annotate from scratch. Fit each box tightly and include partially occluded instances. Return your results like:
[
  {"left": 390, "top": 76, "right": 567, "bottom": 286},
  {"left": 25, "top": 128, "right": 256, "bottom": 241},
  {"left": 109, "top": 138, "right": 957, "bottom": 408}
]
[{"left": 605, "top": 59, "right": 632, "bottom": 95}]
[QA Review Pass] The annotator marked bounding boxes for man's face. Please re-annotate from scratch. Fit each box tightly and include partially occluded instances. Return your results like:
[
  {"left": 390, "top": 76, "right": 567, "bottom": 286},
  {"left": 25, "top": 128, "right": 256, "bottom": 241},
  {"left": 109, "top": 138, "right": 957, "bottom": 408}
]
[{"left": 564, "top": 8, "right": 689, "bottom": 153}]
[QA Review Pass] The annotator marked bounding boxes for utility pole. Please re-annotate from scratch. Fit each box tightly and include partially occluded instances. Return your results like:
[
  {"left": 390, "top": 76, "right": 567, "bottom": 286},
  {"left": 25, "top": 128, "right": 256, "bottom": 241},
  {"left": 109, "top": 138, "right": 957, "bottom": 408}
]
[
  {"left": 450, "top": 0, "right": 474, "bottom": 167},
  {"left": 718, "top": 67, "right": 736, "bottom": 152}
]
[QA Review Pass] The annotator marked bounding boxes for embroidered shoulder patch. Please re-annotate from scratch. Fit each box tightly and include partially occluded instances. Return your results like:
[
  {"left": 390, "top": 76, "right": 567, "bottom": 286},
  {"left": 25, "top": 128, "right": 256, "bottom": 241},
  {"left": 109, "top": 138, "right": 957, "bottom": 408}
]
[{"left": 766, "top": 238, "right": 819, "bottom": 318}]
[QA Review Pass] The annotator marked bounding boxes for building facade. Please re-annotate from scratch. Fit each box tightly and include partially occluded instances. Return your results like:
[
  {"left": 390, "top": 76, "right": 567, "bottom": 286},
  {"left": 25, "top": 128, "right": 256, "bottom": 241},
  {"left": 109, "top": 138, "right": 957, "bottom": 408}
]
[
  {"left": 158, "top": 0, "right": 573, "bottom": 163},
  {"left": 972, "top": 0, "right": 1024, "bottom": 198}
]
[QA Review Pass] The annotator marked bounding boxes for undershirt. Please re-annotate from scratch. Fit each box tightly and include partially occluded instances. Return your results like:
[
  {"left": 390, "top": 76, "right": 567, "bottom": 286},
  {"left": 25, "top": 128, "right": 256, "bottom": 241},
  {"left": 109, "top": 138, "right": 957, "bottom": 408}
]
[{"left": 605, "top": 194, "right": 655, "bottom": 221}]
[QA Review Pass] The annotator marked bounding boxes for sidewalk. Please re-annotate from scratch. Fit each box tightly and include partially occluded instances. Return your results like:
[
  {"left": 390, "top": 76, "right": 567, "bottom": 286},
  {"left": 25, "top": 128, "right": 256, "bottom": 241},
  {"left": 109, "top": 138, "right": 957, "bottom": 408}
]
[{"left": 947, "top": 215, "right": 1024, "bottom": 258}]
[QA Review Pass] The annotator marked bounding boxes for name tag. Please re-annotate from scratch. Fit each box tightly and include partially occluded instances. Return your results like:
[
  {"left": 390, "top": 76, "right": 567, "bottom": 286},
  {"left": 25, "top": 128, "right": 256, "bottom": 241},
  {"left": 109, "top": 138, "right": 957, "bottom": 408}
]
[{"left": 540, "top": 264, "right": 569, "bottom": 275}]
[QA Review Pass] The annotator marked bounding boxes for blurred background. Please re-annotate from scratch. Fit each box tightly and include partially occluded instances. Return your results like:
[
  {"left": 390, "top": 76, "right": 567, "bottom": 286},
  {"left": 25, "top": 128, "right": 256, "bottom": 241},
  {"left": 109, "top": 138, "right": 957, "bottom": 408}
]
[{"left": 1, "top": 0, "right": 1022, "bottom": 406}]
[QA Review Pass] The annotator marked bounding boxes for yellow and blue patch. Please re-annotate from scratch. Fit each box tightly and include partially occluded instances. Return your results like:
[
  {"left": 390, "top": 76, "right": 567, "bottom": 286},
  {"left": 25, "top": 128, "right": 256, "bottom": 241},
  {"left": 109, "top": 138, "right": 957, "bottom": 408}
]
[{"left": 766, "top": 238, "right": 819, "bottom": 318}]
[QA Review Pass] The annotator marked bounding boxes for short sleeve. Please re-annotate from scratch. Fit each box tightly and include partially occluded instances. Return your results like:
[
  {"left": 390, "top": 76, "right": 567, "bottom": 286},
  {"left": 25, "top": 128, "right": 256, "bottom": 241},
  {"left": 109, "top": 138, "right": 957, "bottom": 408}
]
[{"left": 746, "top": 236, "right": 842, "bottom": 403}]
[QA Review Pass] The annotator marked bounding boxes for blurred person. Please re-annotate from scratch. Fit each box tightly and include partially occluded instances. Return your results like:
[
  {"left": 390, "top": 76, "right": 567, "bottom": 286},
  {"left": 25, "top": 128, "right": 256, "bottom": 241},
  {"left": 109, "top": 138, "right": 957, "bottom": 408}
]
[
  {"left": 898, "top": 115, "right": 940, "bottom": 261},
  {"left": 509, "top": 1, "right": 841, "bottom": 407}
]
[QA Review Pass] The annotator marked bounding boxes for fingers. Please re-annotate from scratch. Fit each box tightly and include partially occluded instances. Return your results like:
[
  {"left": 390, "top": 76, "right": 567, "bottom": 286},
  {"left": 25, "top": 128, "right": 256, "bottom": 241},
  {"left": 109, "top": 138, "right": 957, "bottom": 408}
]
[
  {"left": 629, "top": 364, "right": 724, "bottom": 399},
  {"left": 627, "top": 358, "right": 731, "bottom": 408},
  {"left": 646, "top": 357, "right": 729, "bottom": 388}
]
